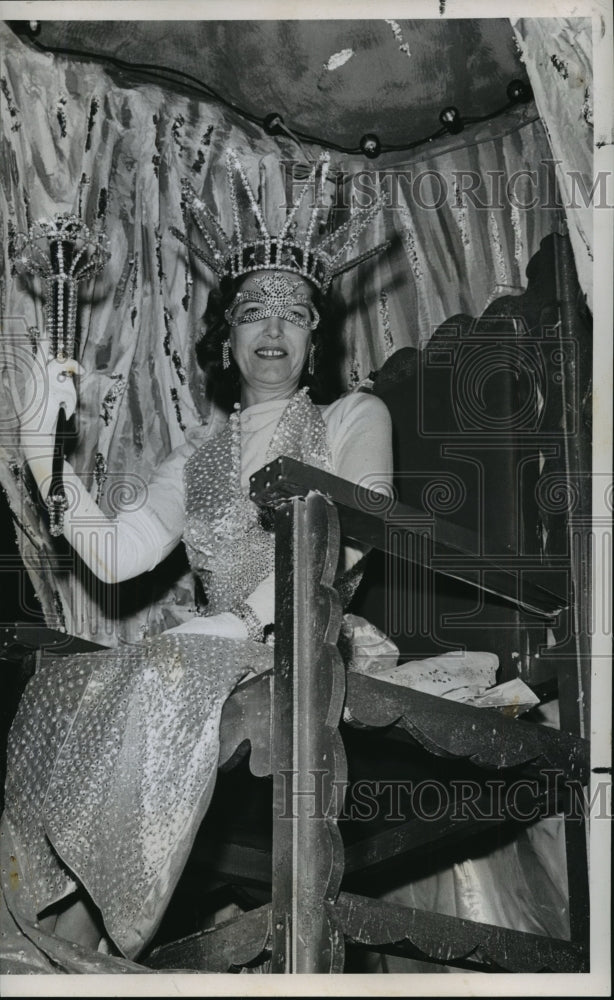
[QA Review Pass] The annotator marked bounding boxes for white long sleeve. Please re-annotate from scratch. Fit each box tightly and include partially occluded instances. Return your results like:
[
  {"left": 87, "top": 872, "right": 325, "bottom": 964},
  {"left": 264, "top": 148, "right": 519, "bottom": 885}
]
[
  {"left": 320, "top": 391, "right": 394, "bottom": 496},
  {"left": 322, "top": 391, "right": 394, "bottom": 574},
  {"left": 59, "top": 393, "right": 392, "bottom": 599},
  {"left": 60, "top": 425, "right": 210, "bottom": 584},
  {"left": 243, "top": 392, "right": 394, "bottom": 626},
  {"left": 61, "top": 462, "right": 180, "bottom": 584}
]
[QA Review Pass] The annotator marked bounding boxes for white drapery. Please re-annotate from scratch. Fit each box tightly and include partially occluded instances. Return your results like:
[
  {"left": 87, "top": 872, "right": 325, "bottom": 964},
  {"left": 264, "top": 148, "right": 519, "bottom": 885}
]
[
  {"left": 0, "top": 22, "right": 575, "bottom": 641},
  {"left": 510, "top": 15, "right": 603, "bottom": 312}
]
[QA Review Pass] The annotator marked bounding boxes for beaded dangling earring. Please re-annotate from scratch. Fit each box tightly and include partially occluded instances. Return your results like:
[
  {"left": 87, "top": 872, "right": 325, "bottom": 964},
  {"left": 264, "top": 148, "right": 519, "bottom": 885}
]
[
  {"left": 222, "top": 339, "right": 231, "bottom": 370},
  {"left": 308, "top": 343, "right": 315, "bottom": 376}
]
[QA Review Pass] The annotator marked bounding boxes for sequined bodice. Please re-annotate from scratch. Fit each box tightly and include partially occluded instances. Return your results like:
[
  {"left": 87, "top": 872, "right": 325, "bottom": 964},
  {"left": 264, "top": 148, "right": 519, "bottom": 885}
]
[{"left": 183, "top": 389, "right": 333, "bottom": 614}]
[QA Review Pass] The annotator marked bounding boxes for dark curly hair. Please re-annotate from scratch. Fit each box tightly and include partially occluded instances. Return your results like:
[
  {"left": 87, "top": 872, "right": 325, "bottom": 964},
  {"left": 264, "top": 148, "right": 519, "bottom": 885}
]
[{"left": 195, "top": 273, "right": 347, "bottom": 412}]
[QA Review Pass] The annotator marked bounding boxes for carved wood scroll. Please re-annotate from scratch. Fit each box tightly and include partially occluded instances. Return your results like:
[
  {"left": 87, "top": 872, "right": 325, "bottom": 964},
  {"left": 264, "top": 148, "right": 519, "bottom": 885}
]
[
  {"left": 335, "top": 892, "right": 587, "bottom": 972},
  {"left": 147, "top": 904, "right": 272, "bottom": 972},
  {"left": 346, "top": 672, "right": 588, "bottom": 778}
]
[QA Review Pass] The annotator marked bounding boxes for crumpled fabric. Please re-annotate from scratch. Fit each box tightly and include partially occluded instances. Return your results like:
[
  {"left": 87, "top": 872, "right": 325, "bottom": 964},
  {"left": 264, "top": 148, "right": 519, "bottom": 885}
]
[
  {"left": 343, "top": 613, "right": 498, "bottom": 700},
  {"left": 2, "top": 633, "right": 272, "bottom": 961}
]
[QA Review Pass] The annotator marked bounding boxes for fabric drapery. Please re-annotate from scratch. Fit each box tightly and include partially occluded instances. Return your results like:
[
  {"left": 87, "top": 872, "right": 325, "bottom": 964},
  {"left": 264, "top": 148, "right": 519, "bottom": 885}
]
[
  {"left": 1, "top": 23, "right": 566, "bottom": 643},
  {"left": 510, "top": 16, "right": 596, "bottom": 312},
  {"left": 3, "top": 633, "right": 264, "bottom": 959}
]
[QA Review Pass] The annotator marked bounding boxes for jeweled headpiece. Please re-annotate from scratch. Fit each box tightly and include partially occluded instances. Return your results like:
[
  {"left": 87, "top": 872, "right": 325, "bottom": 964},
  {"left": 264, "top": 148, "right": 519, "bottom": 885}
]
[{"left": 171, "top": 149, "right": 389, "bottom": 293}]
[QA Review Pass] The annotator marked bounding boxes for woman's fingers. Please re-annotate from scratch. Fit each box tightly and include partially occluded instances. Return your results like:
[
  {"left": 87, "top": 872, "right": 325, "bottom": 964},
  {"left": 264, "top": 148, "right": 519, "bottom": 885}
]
[
  {"left": 47, "top": 356, "right": 83, "bottom": 377},
  {"left": 17, "top": 340, "right": 85, "bottom": 436},
  {"left": 49, "top": 365, "right": 78, "bottom": 419},
  {"left": 27, "top": 358, "right": 81, "bottom": 427},
  {"left": 161, "top": 613, "right": 248, "bottom": 639},
  {"left": 37, "top": 339, "right": 85, "bottom": 377},
  {"left": 58, "top": 390, "right": 77, "bottom": 421}
]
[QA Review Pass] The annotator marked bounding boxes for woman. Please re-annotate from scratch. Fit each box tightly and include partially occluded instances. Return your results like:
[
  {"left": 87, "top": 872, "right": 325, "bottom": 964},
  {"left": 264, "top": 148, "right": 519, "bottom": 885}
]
[
  {"left": 2, "top": 151, "right": 566, "bottom": 976},
  {"left": 1, "top": 151, "right": 395, "bottom": 971}
]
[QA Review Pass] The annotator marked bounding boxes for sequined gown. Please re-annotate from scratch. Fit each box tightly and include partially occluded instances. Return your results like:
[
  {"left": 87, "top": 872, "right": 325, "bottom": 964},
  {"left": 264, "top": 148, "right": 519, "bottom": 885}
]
[
  {"left": 0, "top": 389, "right": 390, "bottom": 972},
  {"left": 0, "top": 389, "right": 570, "bottom": 974}
]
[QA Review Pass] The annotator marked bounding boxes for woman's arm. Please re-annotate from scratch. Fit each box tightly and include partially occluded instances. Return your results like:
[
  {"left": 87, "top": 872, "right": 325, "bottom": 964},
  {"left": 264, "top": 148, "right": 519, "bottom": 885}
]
[
  {"left": 21, "top": 450, "right": 187, "bottom": 585},
  {"left": 325, "top": 391, "right": 394, "bottom": 572},
  {"left": 234, "top": 393, "right": 395, "bottom": 633},
  {"left": 327, "top": 392, "right": 394, "bottom": 492},
  {"left": 19, "top": 347, "right": 191, "bottom": 583},
  {"left": 60, "top": 460, "right": 184, "bottom": 584}
]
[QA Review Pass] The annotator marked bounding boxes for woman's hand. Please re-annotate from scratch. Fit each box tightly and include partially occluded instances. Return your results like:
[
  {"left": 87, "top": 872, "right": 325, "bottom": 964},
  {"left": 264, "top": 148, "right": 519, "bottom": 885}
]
[
  {"left": 161, "top": 612, "right": 249, "bottom": 640},
  {"left": 13, "top": 339, "right": 85, "bottom": 500},
  {"left": 19, "top": 339, "right": 84, "bottom": 444}
]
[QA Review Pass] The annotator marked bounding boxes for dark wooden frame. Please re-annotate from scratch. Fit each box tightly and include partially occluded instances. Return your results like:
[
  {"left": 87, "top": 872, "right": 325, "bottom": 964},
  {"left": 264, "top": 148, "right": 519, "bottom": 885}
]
[{"left": 147, "top": 459, "right": 589, "bottom": 974}]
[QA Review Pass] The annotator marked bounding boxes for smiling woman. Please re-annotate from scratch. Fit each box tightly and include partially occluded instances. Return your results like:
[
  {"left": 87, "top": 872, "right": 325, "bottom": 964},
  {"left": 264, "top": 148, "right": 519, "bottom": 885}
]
[
  {"left": 196, "top": 268, "right": 347, "bottom": 414},
  {"left": 226, "top": 271, "right": 317, "bottom": 407},
  {"left": 0, "top": 148, "right": 395, "bottom": 971}
]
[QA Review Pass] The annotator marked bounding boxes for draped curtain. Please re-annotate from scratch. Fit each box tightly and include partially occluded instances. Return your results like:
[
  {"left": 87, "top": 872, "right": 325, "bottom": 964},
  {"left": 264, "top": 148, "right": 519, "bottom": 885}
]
[
  {"left": 510, "top": 16, "right": 595, "bottom": 312},
  {"left": 0, "top": 23, "right": 568, "bottom": 643}
]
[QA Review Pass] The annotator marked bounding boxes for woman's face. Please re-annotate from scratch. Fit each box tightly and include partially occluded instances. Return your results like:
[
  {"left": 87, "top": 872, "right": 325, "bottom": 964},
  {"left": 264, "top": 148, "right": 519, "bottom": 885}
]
[{"left": 227, "top": 270, "right": 317, "bottom": 403}]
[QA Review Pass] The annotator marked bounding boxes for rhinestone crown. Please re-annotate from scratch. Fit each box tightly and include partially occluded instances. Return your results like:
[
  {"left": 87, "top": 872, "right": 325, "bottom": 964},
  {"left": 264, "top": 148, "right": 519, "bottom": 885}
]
[{"left": 171, "top": 149, "right": 389, "bottom": 293}]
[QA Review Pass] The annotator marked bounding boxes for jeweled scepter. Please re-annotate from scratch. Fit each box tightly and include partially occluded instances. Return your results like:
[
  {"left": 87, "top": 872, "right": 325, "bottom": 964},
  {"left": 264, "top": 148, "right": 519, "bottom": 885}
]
[
  {"left": 10, "top": 214, "right": 110, "bottom": 534},
  {"left": 11, "top": 214, "right": 110, "bottom": 361}
]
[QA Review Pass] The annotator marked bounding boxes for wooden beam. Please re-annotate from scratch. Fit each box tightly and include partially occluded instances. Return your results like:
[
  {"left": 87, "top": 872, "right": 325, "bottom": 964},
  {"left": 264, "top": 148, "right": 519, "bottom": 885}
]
[
  {"left": 146, "top": 904, "right": 272, "bottom": 972},
  {"left": 345, "top": 672, "right": 589, "bottom": 778},
  {"left": 335, "top": 892, "right": 587, "bottom": 972},
  {"left": 251, "top": 456, "right": 567, "bottom": 616},
  {"left": 270, "top": 493, "right": 347, "bottom": 973}
]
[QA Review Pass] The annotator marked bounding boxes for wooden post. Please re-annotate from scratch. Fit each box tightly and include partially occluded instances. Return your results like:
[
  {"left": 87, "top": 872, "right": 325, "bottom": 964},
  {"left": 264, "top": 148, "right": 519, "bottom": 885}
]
[{"left": 269, "top": 493, "right": 347, "bottom": 973}]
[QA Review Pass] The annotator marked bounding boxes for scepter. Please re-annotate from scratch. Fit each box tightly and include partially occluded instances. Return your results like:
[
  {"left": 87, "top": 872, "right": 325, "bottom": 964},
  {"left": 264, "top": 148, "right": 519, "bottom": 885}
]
[{"left": 10, "top": 214, "right": 110, "bottom": 535}]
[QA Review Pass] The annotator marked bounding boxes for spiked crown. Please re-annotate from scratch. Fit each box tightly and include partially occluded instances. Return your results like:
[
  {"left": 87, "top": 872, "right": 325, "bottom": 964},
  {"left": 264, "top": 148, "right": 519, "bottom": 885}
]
[{"left": 171, "top": 149, "right": 389, "bottom": 293}]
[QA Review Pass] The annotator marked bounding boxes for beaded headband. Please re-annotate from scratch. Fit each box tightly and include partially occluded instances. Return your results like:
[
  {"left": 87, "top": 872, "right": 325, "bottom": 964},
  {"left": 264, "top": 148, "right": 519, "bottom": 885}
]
[{"left": 171, "top": 149, "right": 389, "bottom": 293}]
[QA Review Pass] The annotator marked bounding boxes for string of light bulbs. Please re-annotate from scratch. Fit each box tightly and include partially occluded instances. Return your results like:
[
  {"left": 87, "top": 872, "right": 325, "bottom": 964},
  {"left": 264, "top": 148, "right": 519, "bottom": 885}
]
[{"left": 10, "top": 21, "right": 534, "bottom": 159}]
